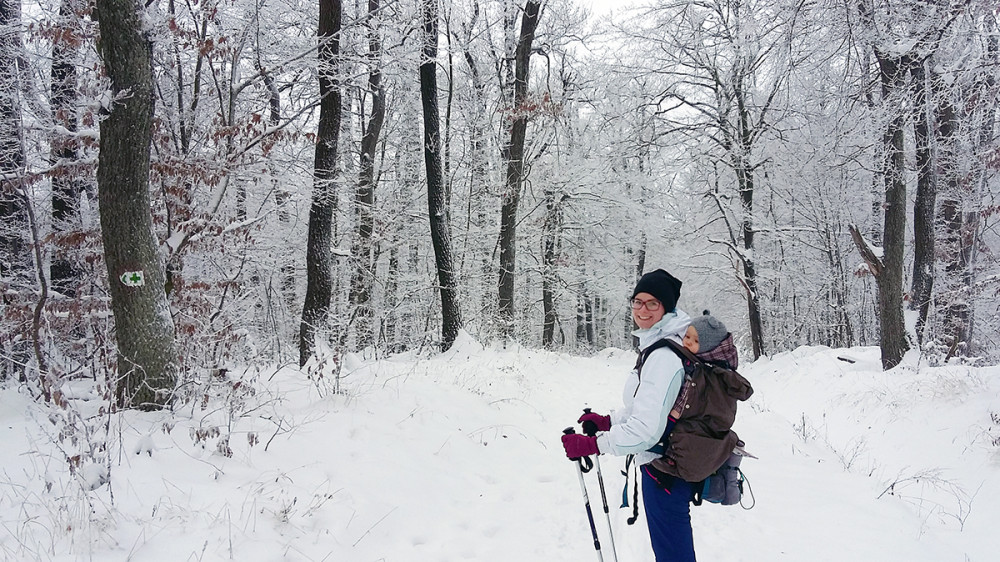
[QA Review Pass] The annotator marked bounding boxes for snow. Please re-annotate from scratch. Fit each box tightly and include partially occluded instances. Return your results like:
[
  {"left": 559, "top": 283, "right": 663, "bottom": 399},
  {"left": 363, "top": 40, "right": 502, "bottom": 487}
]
[{"left": 2, "top": 337, "right": 998, "bottom": 560}]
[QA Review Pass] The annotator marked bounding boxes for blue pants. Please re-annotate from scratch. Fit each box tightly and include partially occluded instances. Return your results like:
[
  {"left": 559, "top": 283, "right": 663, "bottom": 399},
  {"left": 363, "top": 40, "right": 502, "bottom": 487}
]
[{"left": 641, "top": 468, "right": 696, "bottom": 562}]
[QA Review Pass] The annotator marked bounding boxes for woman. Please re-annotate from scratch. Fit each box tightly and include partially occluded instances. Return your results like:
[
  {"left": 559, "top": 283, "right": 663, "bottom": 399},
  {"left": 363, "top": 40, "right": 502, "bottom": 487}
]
[{"left": 561, "top": 268, "right": 697, "bottom": 562}]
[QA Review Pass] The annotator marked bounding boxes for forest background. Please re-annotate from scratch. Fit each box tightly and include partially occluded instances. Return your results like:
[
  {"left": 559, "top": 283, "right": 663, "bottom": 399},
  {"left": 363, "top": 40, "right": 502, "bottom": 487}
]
[{"left": 0, "top": 0, "right": 998, "bottom": 406}]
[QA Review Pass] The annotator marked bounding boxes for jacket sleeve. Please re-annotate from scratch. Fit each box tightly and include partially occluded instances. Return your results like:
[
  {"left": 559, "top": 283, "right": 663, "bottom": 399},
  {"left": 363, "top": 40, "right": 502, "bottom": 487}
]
[{"left": 597, "top": 348, "right": 684, "bottom": 456}]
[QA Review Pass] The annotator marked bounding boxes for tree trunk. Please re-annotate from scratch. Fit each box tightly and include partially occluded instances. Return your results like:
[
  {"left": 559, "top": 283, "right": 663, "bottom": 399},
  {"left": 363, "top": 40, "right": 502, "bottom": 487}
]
[
  {"left": 0, "top": 0, "right": 28, "bottom": 381},
  {"left": 736, "top": 161, "right": 765, "bottom": 359},
  {"left": 260, "top": 65, "right": 297, "bottom": 317},
  {"left": 497, "top": 0, "right": 541, "bottom": 340},
  {"left": 733, "top": 90, "right": 765, "bottom": 359},
  {"left": 0, "top": 0, "right": 26, "bottom": 281},
  {"left": 95, "top": 0, "right": 177, "bottom": 409},
  {"left": 909, "top": 55, "right": 934, "bottom": 345},
  {"left": 50, "top": 0, "right": 84, "bottom": 297},
  {"left": 383, "top": 239, "right": 399, "bottom": 350},
  {"left": 421, "top": 0, "right": 462, "bottom": 350},
  {"left": 457, "top": 2, "right": 492, "bottom": 335},
  {"left": 299, "top": 0, "right": 342, "bottom": 366},
  {"left": 935, "top": 78, "right": 970, "bottom": 355},
  {"left": 875, "top": 50, "right": 910, "bottom": 369},
  {"left": 349, "top": 0, "right": 386, "bottom": 350},
  {"left": 541, "top": 191, "right": 564, "bottom": 347}
]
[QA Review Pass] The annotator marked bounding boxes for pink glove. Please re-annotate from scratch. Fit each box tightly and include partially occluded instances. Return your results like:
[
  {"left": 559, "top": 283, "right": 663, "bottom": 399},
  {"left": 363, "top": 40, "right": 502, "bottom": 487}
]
[
  {"left": 561, "top": 433, "right": 599, "bottom": 459},
  {"left": 578, "top": 412, "right": 611, "bottom": 434}
]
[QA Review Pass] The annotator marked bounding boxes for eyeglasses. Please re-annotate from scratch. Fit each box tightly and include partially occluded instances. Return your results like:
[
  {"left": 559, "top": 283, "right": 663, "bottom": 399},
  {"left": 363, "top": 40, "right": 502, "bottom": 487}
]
[{"left": 630, "top": 297, "right": 661, "bottom": 311}]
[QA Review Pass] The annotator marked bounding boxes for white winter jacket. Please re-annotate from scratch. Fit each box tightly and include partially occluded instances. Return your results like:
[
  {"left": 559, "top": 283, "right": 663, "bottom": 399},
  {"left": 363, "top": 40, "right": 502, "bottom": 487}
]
[{"left": 596, "top": 309, "right": 691, "bottom": 467}]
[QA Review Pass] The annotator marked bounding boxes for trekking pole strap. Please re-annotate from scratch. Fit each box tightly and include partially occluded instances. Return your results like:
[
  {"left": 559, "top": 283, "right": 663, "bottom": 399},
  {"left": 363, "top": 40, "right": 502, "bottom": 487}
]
[{"left": 739, "top": 468, "right": 756, "bottom": 510}]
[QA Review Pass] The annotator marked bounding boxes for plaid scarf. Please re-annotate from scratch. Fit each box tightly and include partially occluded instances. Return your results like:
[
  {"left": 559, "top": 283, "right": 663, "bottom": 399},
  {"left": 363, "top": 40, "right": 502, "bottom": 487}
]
[{"left": 697, "top": 333, "right": 739, "bottom": 370}]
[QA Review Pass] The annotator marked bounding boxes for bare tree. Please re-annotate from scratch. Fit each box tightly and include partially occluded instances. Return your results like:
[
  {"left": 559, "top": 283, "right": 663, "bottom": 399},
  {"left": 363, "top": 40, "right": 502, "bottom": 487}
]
[
  {"left": 909, "top": 54, "right": 935, "bottom": 345},
  {"left": 847, "top": 41, "right": 911, "bottom": 370},
  {"left": 95, "top": 0, "right": 177, "bottom": 408},
  {"left": 349, "top": 0, "right": 387, "bottom": 350},
  {"left": 421, "top": 0, "right": 462, "bottom": 350},
  {"left": 497, "top": 0, "right": 541, "bottom": 340},
  {"left": 49, "top": 0, "right": 85, "bottom": 297},
  {"left": 0, "top": 0, "right": 25, "bottom": 281},
  {"left": 874, "top": 50, "right": 911, "bottom": 369},
  {"left": 0, "top": 0, "right": 28, "bottom": 381},
  {"left": 622, "top": 0, "right": 809, "bottom": 359},
  {"left": 300, "top": 0, "right": 343, "bottom": 366},
  {"left": 541, "top": 189, "right": 566, "bottom": 347}
]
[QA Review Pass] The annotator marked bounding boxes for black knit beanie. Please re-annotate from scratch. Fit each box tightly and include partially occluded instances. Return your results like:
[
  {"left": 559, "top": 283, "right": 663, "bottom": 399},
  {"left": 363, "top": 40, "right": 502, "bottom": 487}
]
[
  {"left": 631, "top": 269, "right": 683, "bottom": 312},
  {"left": 690, "top": 310, "right": 728, "bottom": 352}
]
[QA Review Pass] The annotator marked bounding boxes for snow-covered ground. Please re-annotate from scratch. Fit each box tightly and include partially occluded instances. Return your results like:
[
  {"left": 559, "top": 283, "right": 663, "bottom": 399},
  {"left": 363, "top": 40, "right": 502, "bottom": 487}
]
[{"left": 2, "top": 332, "right": 998, "bottom": 561}]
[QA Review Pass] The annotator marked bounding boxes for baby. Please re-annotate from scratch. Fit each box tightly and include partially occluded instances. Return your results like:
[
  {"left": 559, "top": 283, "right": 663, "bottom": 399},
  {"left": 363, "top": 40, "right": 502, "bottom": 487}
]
[
  {"left": 671, "top": 310, "right": 739, "bottom": 420},
  {"left": 682, "top": 310, "right": 738, "bottom": 369}
]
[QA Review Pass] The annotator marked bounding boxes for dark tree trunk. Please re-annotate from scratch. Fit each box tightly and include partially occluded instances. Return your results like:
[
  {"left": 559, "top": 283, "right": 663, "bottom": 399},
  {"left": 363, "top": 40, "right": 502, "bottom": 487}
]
[
  {"left": 909, "top": 55, "right": 934, "bottom": 345},
  {"left": 299, "top": 0, "right": 342, "bottom": 366},
  {"left": 736, "top": 161, "right": 765, "bottom": 360},
  {"left": 0, "top": 0, "right": 26, "bottom": 280},
  {"left": 497, "top": 0, "right": 541, "bottom": 340},
  {"left": 349, "top": 0, "right": 386, "bottom": 350},
  {"left": 935, "top": 80, "right": 971, "bottom": 355},
  {"left": 95, "top": 0, "right": 177, "bottom": 409},
  {"left": 732, "top": 89, "right": 765, "bottom": 359},
  {"left": 0, "top": 0, "right": 28, "bottom": 382},
  {"left": 50, "top": 0, "right": 83, "bottom": 297},
  {"left": 541, "top": 191, "right": 564, "bottom": 347},
  {"left": 421, "top": 0, "right": 462, "bottom": 350},
  {"left": 875, "top": 51, "right": 910, "bottom": 369}
]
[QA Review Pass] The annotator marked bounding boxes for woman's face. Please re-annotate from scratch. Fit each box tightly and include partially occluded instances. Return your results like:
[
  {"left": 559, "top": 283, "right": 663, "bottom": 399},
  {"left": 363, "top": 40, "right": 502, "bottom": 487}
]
[{"left": 631, "top": 291, "right": 665, "bottom": 331}]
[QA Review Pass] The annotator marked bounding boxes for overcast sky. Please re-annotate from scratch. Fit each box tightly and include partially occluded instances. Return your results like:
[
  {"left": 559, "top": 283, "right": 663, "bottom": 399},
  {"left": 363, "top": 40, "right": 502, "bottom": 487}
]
[{"left": 576, "top": 0, "right": 632, "bottom": 16}]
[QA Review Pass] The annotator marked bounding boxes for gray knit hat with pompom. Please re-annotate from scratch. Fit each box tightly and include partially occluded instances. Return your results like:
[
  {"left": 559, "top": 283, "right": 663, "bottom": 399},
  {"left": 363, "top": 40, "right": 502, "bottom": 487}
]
[{"left": 689, "top": 310, "right": 728, "bottom": 352}]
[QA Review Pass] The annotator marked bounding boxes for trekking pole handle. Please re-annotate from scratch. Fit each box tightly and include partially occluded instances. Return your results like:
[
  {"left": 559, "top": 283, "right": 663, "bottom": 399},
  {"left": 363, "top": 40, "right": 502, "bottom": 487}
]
[
  {"left": 581, "top": 408, "right": 599, "bottom": 437},
  {"left": 563, "top": 427, "right": 593, "bottom": 472}
]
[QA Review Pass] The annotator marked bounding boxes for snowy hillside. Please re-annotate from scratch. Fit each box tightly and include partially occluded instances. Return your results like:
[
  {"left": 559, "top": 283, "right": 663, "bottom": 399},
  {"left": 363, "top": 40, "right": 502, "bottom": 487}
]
[{"left": 2, "top": 334, "right": 998, "bottom": 561}]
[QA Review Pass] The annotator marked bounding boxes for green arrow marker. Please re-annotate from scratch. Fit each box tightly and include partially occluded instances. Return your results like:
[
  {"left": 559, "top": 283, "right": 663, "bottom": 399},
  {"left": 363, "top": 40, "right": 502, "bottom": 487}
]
[{"left": 120, "top": 271, "right": 145, "bottom": 287}]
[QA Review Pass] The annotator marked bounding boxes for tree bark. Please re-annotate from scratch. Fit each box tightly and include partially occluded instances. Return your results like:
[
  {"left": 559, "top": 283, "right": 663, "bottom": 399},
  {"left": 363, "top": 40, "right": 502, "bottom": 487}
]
[
  {"left": 935, "top": 75, "right": 971, "bottom": 355},
  {"left": 541, "top": 191, "right": 565, "bottom": 347},
  {"left": 421, "top": 0, "right": 462, "bottom": 350},
  {"left": 736, "top": 157, "right": 765, "bottom": 360},
  {"left": 95, "top": 0, "right": 177, "bottom": 409},
  {"left": 497, "top": 0, "right": 541, "bottom": 340},
  {"left": 50, "top": 0, "right": 83, "bottom": 297},
  {"left": 0, "top": 0, "right": 26, "bottom": 281},
  {"left": 909, "top": 55, "right": 934, "bottom": 345},
  {"left": 349, "top": 0, "right": 386, "bottom": 350},
  {"left": 732, "top": 80, "right": 765, "bottom": 359},
  {"left": 874, "top": 50, "right": 910, "bottom": 369},
  {"left": 300, "top": 0, "right": 342, "bottom": 366}
]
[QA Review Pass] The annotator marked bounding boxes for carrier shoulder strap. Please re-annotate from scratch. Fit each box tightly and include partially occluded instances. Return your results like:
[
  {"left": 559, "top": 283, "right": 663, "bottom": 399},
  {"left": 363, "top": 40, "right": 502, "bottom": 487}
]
[
  {"left": 634, "top": 337, "right": 681, "bottom": 377},
  {"left": 662, "top": 338, "right": 701, "bottom": 365},
  {"left": 635, "top": 337, "right": 705, "bottom": 379}
]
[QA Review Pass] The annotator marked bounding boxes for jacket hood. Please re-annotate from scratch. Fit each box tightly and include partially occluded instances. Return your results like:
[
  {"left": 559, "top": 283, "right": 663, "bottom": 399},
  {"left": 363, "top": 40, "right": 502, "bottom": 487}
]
[{"left": 633, "top": 308, "right": 691, "bottom": 350}]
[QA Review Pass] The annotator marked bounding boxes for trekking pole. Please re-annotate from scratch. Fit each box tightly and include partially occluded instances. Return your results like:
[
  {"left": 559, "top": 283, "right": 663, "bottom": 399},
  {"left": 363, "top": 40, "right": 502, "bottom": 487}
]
[
  {"left": 581, "top": 409, "right": 618, "bottom": 562},
  {"left": 563, "top": 427, "right": 604, "bottom": 562}
]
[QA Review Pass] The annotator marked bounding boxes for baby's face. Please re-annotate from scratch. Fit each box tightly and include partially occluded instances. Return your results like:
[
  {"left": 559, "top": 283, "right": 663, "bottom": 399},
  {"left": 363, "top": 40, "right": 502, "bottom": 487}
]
[{"left": 683, "top": 325, "right": 700, "bottom": 353}]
